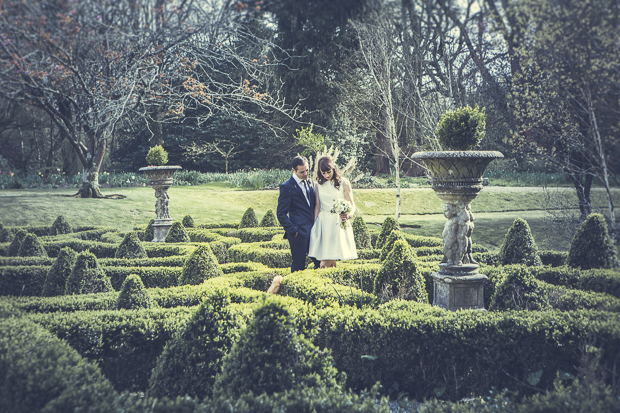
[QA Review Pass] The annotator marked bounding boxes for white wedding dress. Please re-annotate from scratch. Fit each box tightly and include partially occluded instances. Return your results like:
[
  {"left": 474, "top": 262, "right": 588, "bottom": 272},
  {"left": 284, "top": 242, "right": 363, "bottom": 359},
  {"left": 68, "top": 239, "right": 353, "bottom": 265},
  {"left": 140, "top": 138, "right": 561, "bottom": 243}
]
[{"left": 308, "top": 179, "right": 358, "bottom": 261}]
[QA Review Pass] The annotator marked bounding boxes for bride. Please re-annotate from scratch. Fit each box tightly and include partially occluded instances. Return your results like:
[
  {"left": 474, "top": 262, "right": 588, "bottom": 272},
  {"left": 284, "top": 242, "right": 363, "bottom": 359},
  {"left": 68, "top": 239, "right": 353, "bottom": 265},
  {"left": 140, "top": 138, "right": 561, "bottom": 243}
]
[{"left": 308, "top": 155, "right": 358, "bottom": 268}]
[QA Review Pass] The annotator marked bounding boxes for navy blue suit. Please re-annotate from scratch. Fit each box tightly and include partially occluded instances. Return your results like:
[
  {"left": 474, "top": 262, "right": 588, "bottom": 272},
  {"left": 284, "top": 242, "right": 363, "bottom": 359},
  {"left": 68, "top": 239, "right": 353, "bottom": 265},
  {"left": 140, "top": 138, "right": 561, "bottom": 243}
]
[{"left": 277, "top": 176, "right": 318, "bottom": 272}]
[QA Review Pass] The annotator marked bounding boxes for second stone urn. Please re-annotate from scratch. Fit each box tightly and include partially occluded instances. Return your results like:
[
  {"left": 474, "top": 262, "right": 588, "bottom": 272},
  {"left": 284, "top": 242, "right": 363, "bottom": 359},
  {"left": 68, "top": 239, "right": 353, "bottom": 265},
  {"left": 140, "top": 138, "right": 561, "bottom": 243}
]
[
  {"left": 139, "top": 165, "right": 182, "bottom": 242},
  {"left": 412, "top": 150, "right": 503, "bottom": 311}
]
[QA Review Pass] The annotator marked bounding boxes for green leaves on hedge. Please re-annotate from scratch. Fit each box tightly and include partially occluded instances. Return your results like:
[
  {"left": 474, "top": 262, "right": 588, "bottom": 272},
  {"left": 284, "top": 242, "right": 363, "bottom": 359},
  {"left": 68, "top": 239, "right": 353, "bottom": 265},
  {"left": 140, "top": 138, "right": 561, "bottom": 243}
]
[
  {"left": 376, "top": 217, "right": 399, "bottom": 250},
  {"left": 352, "top": 216, "right": 372, "bottom": 249},
  {"left": 259, "top": 209, "right": 278, "bottom": 227},
  {"left": 115, "top": 231, "right": 147, "bottom": 259},
  {"left": 239, "top": 207, "right": 259, "bottom": 229},
  {"left": 18, "top": 233, "right": 48, "bottom": 258},
  {"left": 165, "top": 221, "right": 190, "bottom": 243},
  {"left": 116, "top": 274, "right": 152, "bottom": 310},
  {"left": 41, "top": 247, "right": 77, "bottom": 297},
  {"left": 567, "top": 213, "right": 619, "bottom": 270},
  {"left": 51, "top": 215, "right": 72, "bottom": 235},
  {"left": 65, "top": 250, "right": 114, "bottom": 295},
  {"left": 498, "top": 218, "right": 542, "bottom": 267},
  {"left": 435, "top": 105, "right": 486, "bottom": 150},
  {"left": 179, "top": 244, "right": 222, "bottom": 285}
]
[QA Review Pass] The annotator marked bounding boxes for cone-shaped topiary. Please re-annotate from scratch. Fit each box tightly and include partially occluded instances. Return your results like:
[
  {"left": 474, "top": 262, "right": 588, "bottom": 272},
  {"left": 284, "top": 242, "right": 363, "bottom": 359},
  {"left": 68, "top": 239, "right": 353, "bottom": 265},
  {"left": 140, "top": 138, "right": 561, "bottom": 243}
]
[
  {"left": 116, "top": 274, "right": 152, "bottom": 310},
  {"left": 567, "top": 213, "right": 619, "bottom": 270},
  {"left": 212, "top": 298, "right": 343, "bottom": 400},
  {"left": 115, "top": 231, "right": 147, "bottom": 259},
  {"left": 498, "top": 218, "right": 542, "bottom": 267},
  {"left": 376, "top": 217, "right": 400, "bottom": 250},
  {"left": 51, "top": 215, "right": 72, "bottom": 235},
  {"left": 144, "top": 219, "right": 155, "bottom": 242},
  {"left": 0, "top": 222, "right": 11, "bottom": 243},
  {"left": 489, "top": 265, "right": 550, "bottom": 311},
  {"left": 145, "top": 144, "right": 168, "bottom": 166},
  {"left": 41, "top": 247, "right": 77, "bottom": 297},
  {"left": 148, "top": 290, "right": 243, "bottom": 399},
  {"left": 352, "top": 216, "right": 371, "bottom": 249},
  {"left": 238, "top": 207, "right": 259, "bottom": 229},
  {"left": 7, "top": 228, "right": 27, "bottom": 257},
  {"left": 182, "top": 214, "right": 195, "bottom": 228},
  {"left": 165, "top": 221, "right": 189, "bottom": 243},
  {"left": 435, "top": 105, "right": 486, "bottom": 150},
  {"left": 374, "top": 240, "right": 427, "bottom": 303},
  {"left": 379, "top": 229, "right": 405, "bottom": 262},
  {"left": 259, "top": 210, "right": 278, "bottom": 227},
  {"left": 65, "top": 250, "right": 114, "bottom": 295},
  {"left": 179, "top": 244, "right": 223, "bottom": 285},
  {"left": 18, "top": 233, "right": 48, "bottom": 257}
]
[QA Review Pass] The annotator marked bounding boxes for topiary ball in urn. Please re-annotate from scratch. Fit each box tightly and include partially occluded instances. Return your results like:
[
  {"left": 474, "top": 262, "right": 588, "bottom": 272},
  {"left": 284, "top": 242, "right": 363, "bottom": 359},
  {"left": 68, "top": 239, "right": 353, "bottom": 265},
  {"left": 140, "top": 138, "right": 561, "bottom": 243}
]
[
  {"left": 145, "top": 145, "right": 169, "bottom": 166},
  {"left": 435, "top": 105, "right": 486, "bottom": 150}
]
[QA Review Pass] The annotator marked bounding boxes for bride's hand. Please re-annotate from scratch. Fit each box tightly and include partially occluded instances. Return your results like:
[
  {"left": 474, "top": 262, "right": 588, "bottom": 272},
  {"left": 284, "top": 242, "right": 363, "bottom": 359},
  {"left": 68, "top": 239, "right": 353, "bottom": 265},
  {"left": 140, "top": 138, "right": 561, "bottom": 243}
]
[{"left": 340, "top": 213, "right": 351, "bottom": 222}]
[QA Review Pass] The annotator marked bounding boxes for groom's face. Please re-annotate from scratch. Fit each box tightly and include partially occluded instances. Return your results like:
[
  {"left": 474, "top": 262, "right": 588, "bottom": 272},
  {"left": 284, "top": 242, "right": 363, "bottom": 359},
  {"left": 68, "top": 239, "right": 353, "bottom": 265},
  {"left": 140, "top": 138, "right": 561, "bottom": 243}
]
[{"left": 293, "top": 162, "right": 309, "bottom": 181}]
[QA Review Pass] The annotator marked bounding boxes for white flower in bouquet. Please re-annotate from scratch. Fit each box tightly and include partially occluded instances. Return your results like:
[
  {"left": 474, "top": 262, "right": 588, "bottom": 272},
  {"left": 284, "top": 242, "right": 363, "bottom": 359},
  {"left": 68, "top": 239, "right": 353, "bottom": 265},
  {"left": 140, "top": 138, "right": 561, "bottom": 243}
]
[{"left": 330, "top": 198, "right": 352, "bottom": 229}]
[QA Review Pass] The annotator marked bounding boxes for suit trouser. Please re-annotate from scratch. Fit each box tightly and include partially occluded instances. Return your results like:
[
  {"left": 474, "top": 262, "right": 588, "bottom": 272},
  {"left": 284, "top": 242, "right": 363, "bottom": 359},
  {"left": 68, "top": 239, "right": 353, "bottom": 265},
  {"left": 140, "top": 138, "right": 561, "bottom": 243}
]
[{"left": 288, "top": 234, "right": 319, "bottom": 272}]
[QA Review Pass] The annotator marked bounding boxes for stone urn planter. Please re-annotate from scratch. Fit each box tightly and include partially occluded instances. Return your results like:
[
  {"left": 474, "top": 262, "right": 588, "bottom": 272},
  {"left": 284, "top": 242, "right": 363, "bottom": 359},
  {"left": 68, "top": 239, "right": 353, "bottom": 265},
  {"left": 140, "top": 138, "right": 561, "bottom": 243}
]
[
  {"left": 139, "top": 165, "right": 182, "bottom": 242},
  {"left": 412, "top": 150, "right": 503, "bottom": 310}
]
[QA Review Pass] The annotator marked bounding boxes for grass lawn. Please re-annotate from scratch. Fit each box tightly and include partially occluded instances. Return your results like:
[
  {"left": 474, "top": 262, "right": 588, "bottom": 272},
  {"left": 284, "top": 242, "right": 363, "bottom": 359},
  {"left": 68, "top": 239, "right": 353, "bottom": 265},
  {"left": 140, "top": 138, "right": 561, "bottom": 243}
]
[{"left": 1, "top": 184, "right": 618, "bottom": 252}]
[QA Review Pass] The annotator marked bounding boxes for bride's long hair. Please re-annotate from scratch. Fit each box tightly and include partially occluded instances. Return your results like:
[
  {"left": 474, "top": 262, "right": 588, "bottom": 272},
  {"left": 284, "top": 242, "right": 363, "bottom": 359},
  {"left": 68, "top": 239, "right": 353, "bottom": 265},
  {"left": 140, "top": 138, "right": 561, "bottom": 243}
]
[{"left": 316, "top": 155, "right": 343, "bottom": 190}]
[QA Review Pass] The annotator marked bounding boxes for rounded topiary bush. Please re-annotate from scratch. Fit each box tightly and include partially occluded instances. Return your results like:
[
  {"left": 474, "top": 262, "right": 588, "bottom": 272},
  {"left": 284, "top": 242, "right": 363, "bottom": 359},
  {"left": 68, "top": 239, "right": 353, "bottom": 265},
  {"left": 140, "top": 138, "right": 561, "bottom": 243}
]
[
  {"left": 143, "top": 219, "right": 155, "bottom": 242},
  {"left": 145, "top": 144, "right": 168, "bottom": 166},
  {"left": 379, "top": 229, "right": 405, "bottom": 262},
  {"left": 212, "top": 298, "right": 343, "bottom": 400},
  {"left": 7, "top": 228, "right": 27, "bottom": 257},
  {"left": 116, "top": 274, "right": 152, "bottom": 310},
  {"left": 148, "top": 290, "right": 243, "bottom": 400},
  {"left": 352, "top": 216, "right": 372, "bottom": 250},
  {"left": 179, "top": 244, "right": 223, "bottom": 285},
  {"left": 51, "top": 215, "right": 72, "bottom": 235},
  {"left": 259, "top": 209, "right": 278, "bottom": 227},
  {"left": 0, "top": 222, "right": 11, "bottom": 243},
  {"left": 115, "top": 231, "right": 147, "bottom": 259},
  {"left": 435, "top": 105, "right": 486, "bottom": 150},
  {"left": 18, "top": 233, "right": 48, "bottom": 257},
  {"left": 165, "top": 221, "right": 189, "bottom": 243},
  {"left": 376, "top": 217, "right": 400, "bottom": 250},
  {"left": 65, "top": 250, "right": 114, "bottom": 295},
  {"left": 239, "top": 207, "right": 259, "bottom": 229},
  {"left": 0, "top": 317, "right": 118, "bottom": 413},
  {"left": 498, "top": 218, "right": 542, "bottom": 267},
  {"left": 489, "top": 265, "right": 550, "bottom": 311},
  {"left": 182, "top": 214, "right": 195, "bottom": 228},
  {"left": 41, "top": 247, "right": 77, "bottom": 297},
  {"left": 567, "top": 213, "right": 619, "bottom": 270},
  {"left": 374, "top": 240, "right": 427, "bottom": 303}
]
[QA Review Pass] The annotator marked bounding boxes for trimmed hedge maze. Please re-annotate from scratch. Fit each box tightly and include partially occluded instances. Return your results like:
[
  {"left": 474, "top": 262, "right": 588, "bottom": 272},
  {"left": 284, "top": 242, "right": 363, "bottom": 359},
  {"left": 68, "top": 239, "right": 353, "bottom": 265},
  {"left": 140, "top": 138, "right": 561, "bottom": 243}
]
[{"left": 1, "top": 219, "right": 619, "bottom": 412}]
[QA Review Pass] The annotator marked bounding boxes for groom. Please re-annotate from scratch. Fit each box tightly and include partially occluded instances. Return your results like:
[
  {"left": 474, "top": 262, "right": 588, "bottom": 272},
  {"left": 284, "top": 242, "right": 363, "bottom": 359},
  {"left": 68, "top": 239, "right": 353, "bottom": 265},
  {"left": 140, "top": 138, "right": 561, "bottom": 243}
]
[{"left": 277, "top": 155, "right": 320, "bottom": 272}]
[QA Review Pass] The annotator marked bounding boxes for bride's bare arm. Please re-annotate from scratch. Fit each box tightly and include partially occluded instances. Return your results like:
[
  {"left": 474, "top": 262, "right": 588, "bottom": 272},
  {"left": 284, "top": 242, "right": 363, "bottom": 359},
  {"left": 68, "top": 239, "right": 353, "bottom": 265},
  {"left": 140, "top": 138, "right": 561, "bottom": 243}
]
[
  {"left": 314, "top": 183, "right": 321, "bottom": 221},
  {"left": 343, "top": 179, "right": 356, "bottom": 220}
]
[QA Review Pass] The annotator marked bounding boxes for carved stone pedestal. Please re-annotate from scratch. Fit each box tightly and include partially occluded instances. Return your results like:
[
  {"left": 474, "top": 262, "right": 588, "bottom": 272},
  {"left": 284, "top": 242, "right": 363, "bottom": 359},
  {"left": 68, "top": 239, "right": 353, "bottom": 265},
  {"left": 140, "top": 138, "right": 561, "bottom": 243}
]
[
  {"left": 139, "top": 165, "right": 182, "bottom": 242},
  {"left": 431, "top": 272, "right": 487, "bottom": 311}
]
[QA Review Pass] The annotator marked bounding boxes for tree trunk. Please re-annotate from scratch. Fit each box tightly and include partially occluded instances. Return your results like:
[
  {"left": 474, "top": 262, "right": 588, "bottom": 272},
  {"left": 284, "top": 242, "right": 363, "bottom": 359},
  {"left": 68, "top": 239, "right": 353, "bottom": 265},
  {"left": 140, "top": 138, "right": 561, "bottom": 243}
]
[
  {"left": 77, "top": 167, "right": 105, "bottom": 198},
  {"left": 373, "top": 131, "right": 391, "bottom": 175},
  {"left": 568, "top": 173, "right": 592, "bottom": 221}
]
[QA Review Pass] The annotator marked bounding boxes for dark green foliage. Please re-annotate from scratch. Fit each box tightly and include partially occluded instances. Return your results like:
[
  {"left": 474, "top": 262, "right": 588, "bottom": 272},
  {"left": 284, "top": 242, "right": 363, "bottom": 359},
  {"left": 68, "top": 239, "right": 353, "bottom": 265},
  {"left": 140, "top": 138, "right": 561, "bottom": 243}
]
[
  {"left": 41, "top": 247, "right": 77, "bottom": 297},
  {"left": 376, "top": 216, "right": 400, "bottom": 249},
  {"left": 489, "top": 265, "right": 550, "bottom": 311},
  {"left": 148, "top": 290, "right": 242, "bottom": 399},
  {"left": 539, "top": 250, "right": 567, "bottom": 267},
  {"left": 212, "top": 298, "right": 343, "bottom": 399},
  {"left": 51, "top": 215, "right": 72, "bottom": 235},
  {"left": 498, "top": 218, "right": 542, "bottom": 266},
  {"left": 435, "top": 105, "right": 486, "bottom": 150},
  {"left": 116, "top": 274, "right": 152, "bottom": 310},
  {"left": 7, "top": 228, "right": 27, "bottom": 256},
  {"left": 0, "top": 317, "right": 117, "bottom": 413},
  {"left": 238, "top": 207, "right": 259, "bottom": 229},
  {"left": 179, "top": 244, "right": 222, "bottom": 285},
  {"left": 352, "top": 216, "right": 372, "bottom": 249},
  {"left": 567, "top": 213, "right": 619, "bottom": 269},
  {"left": 115, "top": 232, "right": 147, "bottom": 259},
  {"left": 259, "top": 209, "right": 278, "bottom": 227},
  {"left": 209, "top": 383, "right": 390, "bottom": 413},
  {"left": 373, "top": 240, "right": 428, "bottom": 303},
  {"left": 145, "top": 144, "right": 168, "bottom": 166},
  {"left": 0, "top": 223, "right": 11, "bottom": 243},
  {"left": 181, "top": 214, "right": 195, "bottom": 228},
  {"left": 164, "top": 221, "right": 190, "bottom": 243},
  {"left": 379, "top": 229, "right": 405, "bottom": 262},
  {"left": 18, "top": 233, "right": 48, "bottom": 257},
  {"left": 65, "top": 250, "right": 114, "bottom": 295},
  {"left": 143, "top": 219, "right": 155, "bottom": 242}
]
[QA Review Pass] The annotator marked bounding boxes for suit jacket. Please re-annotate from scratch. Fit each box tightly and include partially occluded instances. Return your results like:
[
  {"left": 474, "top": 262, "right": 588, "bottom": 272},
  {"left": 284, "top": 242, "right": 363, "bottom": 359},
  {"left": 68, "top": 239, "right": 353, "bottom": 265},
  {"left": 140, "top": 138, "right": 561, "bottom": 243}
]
[{"left": 276, "top": 176, "right": 315, "bottom": 240}]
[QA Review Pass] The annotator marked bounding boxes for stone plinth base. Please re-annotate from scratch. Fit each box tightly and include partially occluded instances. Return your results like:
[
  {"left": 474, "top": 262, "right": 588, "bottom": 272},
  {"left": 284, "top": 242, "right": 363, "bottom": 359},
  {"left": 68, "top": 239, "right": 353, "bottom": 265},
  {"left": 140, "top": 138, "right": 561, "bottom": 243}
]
[
  {"left": 152, "top": 220, "right": 173, "bottom": 242},
  {"left": 432, "top": 272, "right": 487, "bottom": 311}
]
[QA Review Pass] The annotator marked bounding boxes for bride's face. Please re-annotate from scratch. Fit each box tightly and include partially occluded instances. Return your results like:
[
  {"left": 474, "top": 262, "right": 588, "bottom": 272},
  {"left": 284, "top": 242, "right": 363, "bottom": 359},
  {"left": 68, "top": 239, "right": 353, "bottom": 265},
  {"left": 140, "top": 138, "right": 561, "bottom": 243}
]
[{"left": 320, "top": 168, "right": 334, "bottom": 181}]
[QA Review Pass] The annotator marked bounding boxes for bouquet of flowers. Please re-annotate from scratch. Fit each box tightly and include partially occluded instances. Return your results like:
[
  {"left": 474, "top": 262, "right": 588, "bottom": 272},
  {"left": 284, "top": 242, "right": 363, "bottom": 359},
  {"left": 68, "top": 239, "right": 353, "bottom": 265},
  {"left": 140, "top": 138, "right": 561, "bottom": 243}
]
[{"left": 330, "top": 199, "right": 353, "bottom": 229}]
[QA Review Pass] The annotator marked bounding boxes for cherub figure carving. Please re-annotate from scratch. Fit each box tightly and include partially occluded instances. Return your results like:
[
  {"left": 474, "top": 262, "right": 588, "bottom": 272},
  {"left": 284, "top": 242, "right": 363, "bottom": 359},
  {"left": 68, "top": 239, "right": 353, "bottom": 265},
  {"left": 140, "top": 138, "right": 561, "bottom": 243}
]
[
  {"left": 155, "top": 188, "right": 170, "bottom": 220},
  {"left": 441, "top": 203, "right": 467, "bottom": 266}
]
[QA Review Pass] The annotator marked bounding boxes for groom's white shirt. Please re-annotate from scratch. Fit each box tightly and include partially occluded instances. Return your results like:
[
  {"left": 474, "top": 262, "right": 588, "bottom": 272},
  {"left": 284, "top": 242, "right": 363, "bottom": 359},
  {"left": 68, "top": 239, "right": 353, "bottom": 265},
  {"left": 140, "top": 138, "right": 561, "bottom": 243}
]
[{"left": 292, "top": 173, "right": 312, "bottom": 206}]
